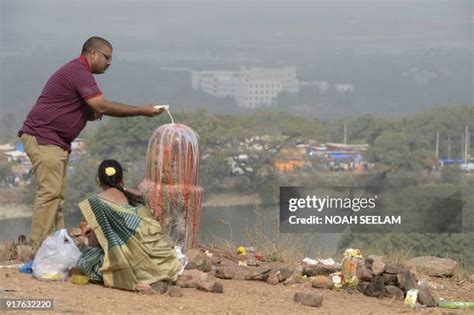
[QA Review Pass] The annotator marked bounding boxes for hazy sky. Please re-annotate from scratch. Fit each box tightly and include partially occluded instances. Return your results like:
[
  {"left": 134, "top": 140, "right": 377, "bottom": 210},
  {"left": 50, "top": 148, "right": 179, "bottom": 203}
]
[
  {"left": 2, "top": 0, "right": 471, "bottom": 50},
  {"left": 1, "top": 0, "right": 472, "bottom": 122}
]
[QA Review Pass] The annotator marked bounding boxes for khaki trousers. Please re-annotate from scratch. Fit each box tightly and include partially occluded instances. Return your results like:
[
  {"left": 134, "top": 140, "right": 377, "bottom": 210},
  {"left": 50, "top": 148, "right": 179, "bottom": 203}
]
[{"left": 21, "top": 134, "right": 68, "bottom": 249}]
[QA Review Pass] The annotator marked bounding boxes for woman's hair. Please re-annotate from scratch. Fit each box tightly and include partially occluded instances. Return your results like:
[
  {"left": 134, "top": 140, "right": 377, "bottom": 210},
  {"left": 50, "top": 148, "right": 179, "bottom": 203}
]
[{"left": 97, "top": 159, "right": 145, "bottom": 206}]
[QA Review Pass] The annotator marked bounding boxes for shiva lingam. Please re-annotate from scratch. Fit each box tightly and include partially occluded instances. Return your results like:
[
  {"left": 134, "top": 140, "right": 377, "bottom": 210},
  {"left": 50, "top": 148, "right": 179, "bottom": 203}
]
[{"left": 140, "top": 122, "right": 203, "bottom": 251}]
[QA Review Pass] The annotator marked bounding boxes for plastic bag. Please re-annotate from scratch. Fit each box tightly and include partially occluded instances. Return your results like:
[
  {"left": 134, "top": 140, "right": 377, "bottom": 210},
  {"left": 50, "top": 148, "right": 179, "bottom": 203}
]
[
  {"left": 174, "top": 245, "right": 187, "bottom": 276},
  {"left": 32, "top": 229, "right": 81, "bottom": 281}
]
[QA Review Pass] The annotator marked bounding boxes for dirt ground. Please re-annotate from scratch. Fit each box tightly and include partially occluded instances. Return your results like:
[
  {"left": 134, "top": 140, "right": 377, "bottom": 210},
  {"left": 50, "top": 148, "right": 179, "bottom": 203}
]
[{"left": 0, "top": 267, "right": 473, "bottom": 314}]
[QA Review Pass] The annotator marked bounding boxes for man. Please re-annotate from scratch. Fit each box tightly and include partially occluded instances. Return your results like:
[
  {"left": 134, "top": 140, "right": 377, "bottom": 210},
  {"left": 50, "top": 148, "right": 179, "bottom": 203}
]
[{"left": 18, "top": 36, "right": 165, "bottom": 249}]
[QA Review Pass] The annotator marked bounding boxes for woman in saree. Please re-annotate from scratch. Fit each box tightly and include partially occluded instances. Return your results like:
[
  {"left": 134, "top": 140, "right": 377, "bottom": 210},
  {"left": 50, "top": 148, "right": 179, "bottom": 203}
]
[{"left": 76, "top": 159, "right": 180, "bottom": 293}]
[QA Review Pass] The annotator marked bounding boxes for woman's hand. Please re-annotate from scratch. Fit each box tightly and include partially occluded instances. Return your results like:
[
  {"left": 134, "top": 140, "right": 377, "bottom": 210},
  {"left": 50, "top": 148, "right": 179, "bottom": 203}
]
[{"left": 85, "top": 229, "right": 100, "bottom": 247}]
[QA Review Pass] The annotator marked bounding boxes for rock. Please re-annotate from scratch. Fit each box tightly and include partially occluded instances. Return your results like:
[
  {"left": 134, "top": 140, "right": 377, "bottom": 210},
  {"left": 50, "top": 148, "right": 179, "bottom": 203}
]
[
  {"left": 176, "top": 270, "right": 208, "bottom": 288},
  {"left": 277, "top": 268, "right": 293, "bottom": 282},
  {"left": 405, "top": 256, "right": 459, "bottom": 277},
  {"left": 245, "top": 268, "right": 273, "bottom": 281},
  {"left": 357, "top": 266, "right": 374, "bottom": 282},
  {"left": 151, "top": 281, "right": 169, "bottom": 294},
  {"left": 397, "top": 270, "right": 418, "bottom": 293},
  {"left": 417, "top": 285, "right": 437, "bottom": 307},
  {"left": 371, "top": 260, "right": 386, "bottom": 276},
  {"left": 357, "top": 275, "right": 385, "bottom": 298},
  {"left": 197, "top": 280, "right": 224, "bottom": 293},
  {"left": 311, "top": 276, "right": 333, "bottom": 289},
  {"left": 265, "top": 268, "right": 292, "bottom": 285},
  {"left": 246, "top": 257, "right": 260, "bottom": 267},
  {"left": 267, "top": 272, "right": 280, "bottom": 285},
  {"left": 283, "top": 274, "right": 309, "bottom": 286},
  {"left": 233, "top": 266, "right": 255, "bottom": 280},
  {"left": 212, "top": 281, "right": 224, "bottom": 293},
  {"left": 215, "top": 267, "right": 235, "bottom": 280},
  {"left": 384, "top": 285, "right": 404, "bottom": 300},
  {"left": 365, "top": 255, "right": 385, "bottom": 276},
  {"left": 382, "top": 273, "right": 398, "bottom": 286},
  {"left": 197, "top": 280, "right": 215, "bottom": 292},
  {"left": 384, "top": 262, "right": 403, "bottom": 274},
  {"left": 168, "top": 286, "right": 183, "bottom": 297},
  {"left": 468, "top": 274, "right": 474, "bottom": 283},
  {"left": 293, "top": 292, "right": 323, "bottom": 307},
  {"left": 185, "top": 249, "right": 213, "bottom": 273},
  {"left": 302, "top": 264, "right": 339, "bottom": 277}
]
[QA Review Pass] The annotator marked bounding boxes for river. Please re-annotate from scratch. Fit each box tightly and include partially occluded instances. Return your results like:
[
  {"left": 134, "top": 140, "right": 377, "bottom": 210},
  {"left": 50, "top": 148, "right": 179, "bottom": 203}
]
[{"left": 0, "top": 204, "right": 340, "bottom": 255}]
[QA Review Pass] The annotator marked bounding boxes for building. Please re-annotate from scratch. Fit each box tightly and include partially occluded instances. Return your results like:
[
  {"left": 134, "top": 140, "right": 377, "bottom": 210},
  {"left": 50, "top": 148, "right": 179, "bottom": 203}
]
[
  {"left": 335, "top": 84, "right": 354, "bottom": 93},
  {"left": 191, "top": 66, "right": 299, "bottom": 108},
  {"left": 191, "top": 71, "right": 236, "bottom": 98},
  {"left": 299, "top": 81, "right": 329, "bottom": 94}
]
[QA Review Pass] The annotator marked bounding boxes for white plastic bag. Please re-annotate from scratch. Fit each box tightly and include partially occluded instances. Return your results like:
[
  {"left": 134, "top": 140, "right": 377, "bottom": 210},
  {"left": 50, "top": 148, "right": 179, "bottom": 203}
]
[
  {"left": 32, "top": 229, "right": 81, "bottom": 281},
  {"left": 174, "top": 245, "right": 187, "bottom": 276}
]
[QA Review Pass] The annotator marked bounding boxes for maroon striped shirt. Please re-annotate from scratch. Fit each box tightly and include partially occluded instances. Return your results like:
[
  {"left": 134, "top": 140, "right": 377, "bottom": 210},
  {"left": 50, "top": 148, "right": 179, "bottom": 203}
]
[{"left": 18, "top": 55, "right": 102, "bottom": 151}]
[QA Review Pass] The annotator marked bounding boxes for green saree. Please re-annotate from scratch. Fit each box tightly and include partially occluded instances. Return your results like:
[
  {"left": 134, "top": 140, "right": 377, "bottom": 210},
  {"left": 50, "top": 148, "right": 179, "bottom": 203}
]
[{"left": 76, "top": 195, "right": 180, "bottom": 291}]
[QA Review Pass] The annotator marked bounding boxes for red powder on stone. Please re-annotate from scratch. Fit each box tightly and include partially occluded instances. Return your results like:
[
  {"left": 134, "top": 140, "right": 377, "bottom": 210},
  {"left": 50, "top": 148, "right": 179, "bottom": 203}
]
[{"left": 140, "top": 123, "right": 203, "bottom": 250}]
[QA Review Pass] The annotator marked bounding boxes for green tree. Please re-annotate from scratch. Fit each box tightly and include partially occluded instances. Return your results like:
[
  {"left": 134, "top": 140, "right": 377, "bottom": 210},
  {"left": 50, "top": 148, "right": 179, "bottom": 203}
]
[
  {"left": 63, "top": 156, "right": 100, "bottom": 213},
  {"left": 440, "top": 165, "right": 462, "bottom": 184},
  {"left": 365, "top": 131, "right": 434, "bottom": 173},
  {"left": 0, "top": 157, "right": 13, "bottom": 184}
]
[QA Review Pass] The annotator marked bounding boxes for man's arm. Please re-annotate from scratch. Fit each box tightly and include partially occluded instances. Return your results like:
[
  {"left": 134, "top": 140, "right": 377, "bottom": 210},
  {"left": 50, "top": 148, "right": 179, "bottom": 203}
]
[{"left": 86, "top": 95, "right": 164, "bottom": 117}]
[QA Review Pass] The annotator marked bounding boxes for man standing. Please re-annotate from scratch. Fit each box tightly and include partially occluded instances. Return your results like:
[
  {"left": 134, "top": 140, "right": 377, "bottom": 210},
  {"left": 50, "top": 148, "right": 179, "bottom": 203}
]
[{"left": 18, "top": 36, "right": 165, "bottom": 249}]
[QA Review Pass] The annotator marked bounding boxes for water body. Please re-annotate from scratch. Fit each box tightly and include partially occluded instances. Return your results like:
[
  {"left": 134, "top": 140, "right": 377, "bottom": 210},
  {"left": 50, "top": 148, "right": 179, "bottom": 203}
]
[{"left": 0, "top": 205, "right": 340, "bottom": 255}]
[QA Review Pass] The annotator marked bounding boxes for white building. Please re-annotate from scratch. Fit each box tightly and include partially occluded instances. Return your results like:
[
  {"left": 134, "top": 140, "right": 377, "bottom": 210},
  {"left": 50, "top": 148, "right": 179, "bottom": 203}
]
[
  {"left": 191, "top": 71, "right": 236, "bottom": 98},
  {"left": 299, "top": 81, "right": 329, "bottom": 94},
  {"left": 191, "top": 66, "right": 299, "bottom": 108},
  {"left": 335, "top": 84, "right": 354, "bottom": 93}
]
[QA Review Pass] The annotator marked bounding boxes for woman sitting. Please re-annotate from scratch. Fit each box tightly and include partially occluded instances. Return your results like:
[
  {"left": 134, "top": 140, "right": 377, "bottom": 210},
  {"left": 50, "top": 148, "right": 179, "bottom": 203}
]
[{"left": 76, "top": 159, "right": 180, "bottom": 293}]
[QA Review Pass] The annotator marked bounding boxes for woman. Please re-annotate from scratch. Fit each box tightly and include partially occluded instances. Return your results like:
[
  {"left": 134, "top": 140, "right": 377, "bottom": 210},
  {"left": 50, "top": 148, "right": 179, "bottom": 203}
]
[{"left": 76, "top": 159, "right": 180, "bottom": 293}]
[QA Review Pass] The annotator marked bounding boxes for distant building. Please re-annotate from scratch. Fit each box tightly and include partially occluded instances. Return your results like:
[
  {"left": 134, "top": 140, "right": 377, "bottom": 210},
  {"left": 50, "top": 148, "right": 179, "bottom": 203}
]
[
  {"left": 191, "top": 71, "right": 236, "bottom": 98},
  {"left": 335, "top": 84, "right": 354, "bottom": 93},
  {"left": 325, "top": 143, "right": 368, "bottom": 152},
  {"left": 191, "top": 66, "right": 299, "bottom": 108},
  {"left": 299, "top": 81, "right": 329, "bottom": 94}
]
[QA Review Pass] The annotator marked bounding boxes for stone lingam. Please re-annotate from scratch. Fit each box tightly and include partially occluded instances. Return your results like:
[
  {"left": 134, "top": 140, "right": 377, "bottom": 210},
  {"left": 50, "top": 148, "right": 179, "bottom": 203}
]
[{"left": 140, "top": 123, "right": 203, "bottom": 250}]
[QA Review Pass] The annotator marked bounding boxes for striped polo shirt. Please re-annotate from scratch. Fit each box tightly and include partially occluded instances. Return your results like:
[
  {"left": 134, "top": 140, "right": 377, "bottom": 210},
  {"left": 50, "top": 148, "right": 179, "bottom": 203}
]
[{"left": 18, "top": 55, "right": 102, "bottom": 151}]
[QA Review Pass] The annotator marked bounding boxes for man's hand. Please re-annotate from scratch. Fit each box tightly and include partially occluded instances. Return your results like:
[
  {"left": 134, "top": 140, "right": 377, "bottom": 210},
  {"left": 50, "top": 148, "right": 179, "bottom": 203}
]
[
  {"left": 87, "top": 95, "right": 166, "bottom": 118},
  {"left": 141, "top": 104, "right": 165, "bottom": 117}
]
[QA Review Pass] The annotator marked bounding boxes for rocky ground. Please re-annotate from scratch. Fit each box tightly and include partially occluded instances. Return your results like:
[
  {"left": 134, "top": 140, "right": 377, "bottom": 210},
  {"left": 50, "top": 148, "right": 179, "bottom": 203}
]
[{"left": 0, "top": 245, "right": 473, "bottom": 314}]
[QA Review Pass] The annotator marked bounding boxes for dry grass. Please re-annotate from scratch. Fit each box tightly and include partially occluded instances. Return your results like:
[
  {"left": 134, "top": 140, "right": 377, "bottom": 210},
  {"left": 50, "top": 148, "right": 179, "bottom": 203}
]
[
  {"left": 0, "top": 240, "right": 17, "bottom": 262},
  {"left": 241, "top": 204, "right": 326, "bottom": 266},
  {"left": 207, "top": 204, "right": 324, "bottom": 266}
]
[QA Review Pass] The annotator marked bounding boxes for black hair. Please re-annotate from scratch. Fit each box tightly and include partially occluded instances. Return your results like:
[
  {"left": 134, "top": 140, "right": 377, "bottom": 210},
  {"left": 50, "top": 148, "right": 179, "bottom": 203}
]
[
  {"left": 97, "top": 159, "right": 145, "bottom": 206},
  {"left": 82, "top": 36, "right": 112, "bottom": 54}
]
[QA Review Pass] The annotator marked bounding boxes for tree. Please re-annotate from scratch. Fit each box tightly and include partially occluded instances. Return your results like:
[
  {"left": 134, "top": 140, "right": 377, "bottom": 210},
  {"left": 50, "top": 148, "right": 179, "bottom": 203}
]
[
  {"left": 63, "top": 156, "right": 100, "bottom": 213},
  {"left": 1, "top": 113, "right": 17, "bottom": 142},
  {"left": 440, "top": 165, "right": 462, "bottom": 184},
  {"left": 0, "top": 157, "right": 13, "bottom": 185},
  {"left": 366, "top": 131, "right": 434, "bottom": 173}
]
